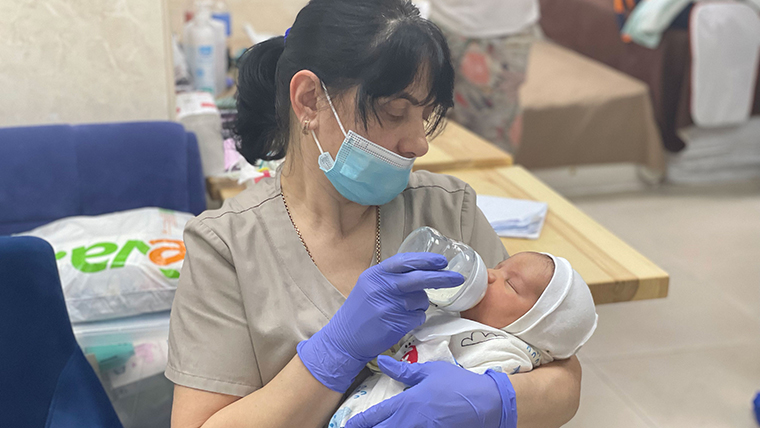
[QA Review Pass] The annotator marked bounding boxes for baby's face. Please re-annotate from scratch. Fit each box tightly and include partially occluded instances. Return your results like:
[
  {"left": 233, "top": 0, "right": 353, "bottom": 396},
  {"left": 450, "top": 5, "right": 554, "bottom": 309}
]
[{"left": 460, "top": 252, "right": 554, "bottom": 329}]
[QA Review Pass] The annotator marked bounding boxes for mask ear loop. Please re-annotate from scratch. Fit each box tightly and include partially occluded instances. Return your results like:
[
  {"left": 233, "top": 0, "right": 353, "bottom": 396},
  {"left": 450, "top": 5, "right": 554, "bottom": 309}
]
[
  {"left": 311, "top": 130, "right": 326, "bottom": 154},
  {"left": 309, "top": 80, "right": 346, "bottom": 171},
  {"left": 320, "top": 81, "right": 348, "bottom": 138}
]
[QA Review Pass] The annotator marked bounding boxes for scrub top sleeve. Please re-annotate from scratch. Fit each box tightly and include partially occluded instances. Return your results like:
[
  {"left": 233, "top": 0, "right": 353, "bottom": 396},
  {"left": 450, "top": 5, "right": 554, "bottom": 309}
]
[
  {"left": 460, "top": 184, "right": 510, "bottom": 268},
  {"left": 166, "top": 218, "right": 262, "bottom": 397}
]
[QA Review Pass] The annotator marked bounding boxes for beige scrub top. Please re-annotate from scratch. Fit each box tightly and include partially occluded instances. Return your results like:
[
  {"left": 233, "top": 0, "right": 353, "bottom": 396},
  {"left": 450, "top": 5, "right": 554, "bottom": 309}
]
[{"left": 165, "top": 169, "right": 509, "bottom": 397}]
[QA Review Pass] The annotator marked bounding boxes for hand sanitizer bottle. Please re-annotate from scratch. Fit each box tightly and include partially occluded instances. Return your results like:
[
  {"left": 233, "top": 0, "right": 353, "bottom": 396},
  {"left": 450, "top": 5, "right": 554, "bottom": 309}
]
[{"left": 397, "top": 226, "right": 488, "bottom": 312}]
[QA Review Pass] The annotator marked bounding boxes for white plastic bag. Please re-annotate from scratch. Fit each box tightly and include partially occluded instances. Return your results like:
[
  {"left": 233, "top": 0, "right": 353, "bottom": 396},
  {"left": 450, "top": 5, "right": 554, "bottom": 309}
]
[{"left": 17, "top": 208, "right": 194, "bottom": 323}]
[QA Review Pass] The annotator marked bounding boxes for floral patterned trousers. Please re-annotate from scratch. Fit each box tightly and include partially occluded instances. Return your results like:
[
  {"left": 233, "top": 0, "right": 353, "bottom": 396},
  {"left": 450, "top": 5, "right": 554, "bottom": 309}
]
[{"left": 439, "top": 24, "right": 542, "bottom": 153}]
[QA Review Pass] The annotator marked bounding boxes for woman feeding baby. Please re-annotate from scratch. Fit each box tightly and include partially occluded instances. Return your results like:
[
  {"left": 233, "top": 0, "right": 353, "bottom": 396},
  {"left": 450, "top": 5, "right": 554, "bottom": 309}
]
[{"left": 167, "top": 1, "right": 585, "bottom": 427}]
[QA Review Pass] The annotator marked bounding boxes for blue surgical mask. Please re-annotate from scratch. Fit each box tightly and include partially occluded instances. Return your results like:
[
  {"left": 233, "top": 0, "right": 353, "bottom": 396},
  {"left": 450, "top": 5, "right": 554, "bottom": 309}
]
[{"left": 311, "top": 81, "right": 416, "bottom": 206}]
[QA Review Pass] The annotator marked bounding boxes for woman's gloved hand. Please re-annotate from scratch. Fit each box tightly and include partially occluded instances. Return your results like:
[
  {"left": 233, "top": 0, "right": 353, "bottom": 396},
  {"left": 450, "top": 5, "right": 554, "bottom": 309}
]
[
  {"left": 297, "top": 253, "right": 464, "bottom": 393},
  {"left": 345, "top": 355, "right": 517, "bottom": 428},
  {"left": 346, "top": 355, "right": 517, "bottom": 428}
]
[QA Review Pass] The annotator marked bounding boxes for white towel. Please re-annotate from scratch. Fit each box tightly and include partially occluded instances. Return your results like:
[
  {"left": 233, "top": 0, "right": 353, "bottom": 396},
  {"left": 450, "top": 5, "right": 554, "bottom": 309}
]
[
  {"left": 691, "top": 3, "right": 760, "bottom": 127},
  {"left": 477, "top": 195, "right": 548, "bottom": 240},
  {"left": 503, "top": 254, "right": 598, "bottom": 359}
]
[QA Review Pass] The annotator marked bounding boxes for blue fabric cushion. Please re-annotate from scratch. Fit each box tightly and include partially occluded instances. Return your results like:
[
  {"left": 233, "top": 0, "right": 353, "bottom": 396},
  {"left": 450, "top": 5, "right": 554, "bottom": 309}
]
[
  {"left": 74, "top": 122, "right": 192, "bottom": 217},
  {"left": 45, "top": 351, "right": 123, "bottom": 428},
  {"left": 0, "top": 219, "right": 62, "bottom": 237},
  {"left": 0, "top": 236, "right": 122, "bottom": 428},
  {"left": 0, "top": 125, "right": 81, "bottom": 234},
  {"left": 0, "top": 122, "right": 206, "bottom": 235},
  {"left": 185, "top": 132, "right": 208, "bottom": 216}
]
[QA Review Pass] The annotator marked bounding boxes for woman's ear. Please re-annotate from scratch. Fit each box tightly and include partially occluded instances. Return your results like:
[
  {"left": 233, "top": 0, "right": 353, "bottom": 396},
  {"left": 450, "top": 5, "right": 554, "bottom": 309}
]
[{"left": 290, "top": 70, "right": 320, "bottom": 131}]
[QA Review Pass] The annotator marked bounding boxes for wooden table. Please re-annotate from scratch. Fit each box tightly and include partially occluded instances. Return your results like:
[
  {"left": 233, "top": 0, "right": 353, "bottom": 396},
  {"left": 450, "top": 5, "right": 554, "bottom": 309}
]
[
  {"left": 442, "top": 166, "right": 669, "bottom": 305},
  {"left": 413, "top": 122, "right": 513, "bottom": 172}
]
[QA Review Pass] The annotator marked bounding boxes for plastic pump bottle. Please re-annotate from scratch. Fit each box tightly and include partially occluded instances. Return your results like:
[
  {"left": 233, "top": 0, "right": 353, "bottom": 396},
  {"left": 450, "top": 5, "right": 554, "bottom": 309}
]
[
  {"left": 183, "top": 2, "right": 226, "bottom": 95},
  {"left": 211, "top": 0, "right": 232, "bottom": 39},
  {"left": 397, "top": 227, "right": 488, "bottom": 312}
]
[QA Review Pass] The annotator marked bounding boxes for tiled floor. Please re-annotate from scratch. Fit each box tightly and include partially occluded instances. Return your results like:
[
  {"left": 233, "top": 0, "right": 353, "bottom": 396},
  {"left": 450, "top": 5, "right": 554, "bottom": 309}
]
[{"left": 542, "top": 176, "right": 760, "bottom": 427}]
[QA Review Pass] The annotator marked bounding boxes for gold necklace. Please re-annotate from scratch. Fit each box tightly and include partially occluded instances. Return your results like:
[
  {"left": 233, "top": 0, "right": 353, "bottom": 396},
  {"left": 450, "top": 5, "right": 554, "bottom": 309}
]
[{"left": 281, "top": 193, "right": 381, "bottom": 265}]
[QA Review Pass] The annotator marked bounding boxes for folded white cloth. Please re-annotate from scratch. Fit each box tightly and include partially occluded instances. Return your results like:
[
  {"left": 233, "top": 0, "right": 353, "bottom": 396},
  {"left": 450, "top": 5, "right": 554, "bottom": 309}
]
[
  {"left": 503, "top": 253, "right": 598, "bottom": 359},
  {"left": 477, "top": 195, "right": 548, "bottom": 240}
]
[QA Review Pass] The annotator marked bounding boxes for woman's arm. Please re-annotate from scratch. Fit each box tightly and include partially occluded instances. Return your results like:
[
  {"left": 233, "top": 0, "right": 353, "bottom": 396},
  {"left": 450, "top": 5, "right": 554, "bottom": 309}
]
[
  {"left": 510, "top": 356, "right": 582, "bottom": 428},
  {"left": 172, "top": 355, "right": 343, "bottom": 428}
]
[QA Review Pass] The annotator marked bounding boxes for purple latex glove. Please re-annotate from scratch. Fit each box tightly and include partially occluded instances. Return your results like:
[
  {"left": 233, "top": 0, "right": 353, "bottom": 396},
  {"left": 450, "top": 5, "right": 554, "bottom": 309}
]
[
  {"left": 345, "top": 355, "right": 518, "bottom": 428},
  {"left": 297, "top": 253, "right": 464, "bottom": 393}
]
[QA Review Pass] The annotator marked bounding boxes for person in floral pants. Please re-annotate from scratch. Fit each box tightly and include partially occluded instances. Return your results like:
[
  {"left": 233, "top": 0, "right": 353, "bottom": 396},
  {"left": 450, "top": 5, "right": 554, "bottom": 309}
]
[{"left": 437, "top": 24, "right": 542, "bottom": 154}]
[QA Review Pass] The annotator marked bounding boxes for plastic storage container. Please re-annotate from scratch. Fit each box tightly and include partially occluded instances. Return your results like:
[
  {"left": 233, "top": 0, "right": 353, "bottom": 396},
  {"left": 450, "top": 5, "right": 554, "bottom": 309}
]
[
  {"left": 397, "top": 226, "right": 488, "bottom": 312},
  {"left": 73, "top": 312, "right": 173, "bottom": 428}
]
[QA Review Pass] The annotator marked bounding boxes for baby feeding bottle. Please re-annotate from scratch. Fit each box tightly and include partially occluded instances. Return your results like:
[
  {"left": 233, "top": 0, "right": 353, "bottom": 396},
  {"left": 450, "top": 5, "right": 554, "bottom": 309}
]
[{"left": 397, "top": 226, "right": 488, "bottom": 312}]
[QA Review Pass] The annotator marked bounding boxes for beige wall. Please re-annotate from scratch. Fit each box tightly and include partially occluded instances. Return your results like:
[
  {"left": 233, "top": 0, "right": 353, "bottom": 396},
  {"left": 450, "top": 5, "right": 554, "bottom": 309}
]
[
  {"left": 0, "top": 0, "right": 310, "bottom": 129},
  {"left": 0, "top": 0, "right": 175, "bottom": 128},
  {"left": 166, "top": 0, "right": 308, "bottom": 51}
]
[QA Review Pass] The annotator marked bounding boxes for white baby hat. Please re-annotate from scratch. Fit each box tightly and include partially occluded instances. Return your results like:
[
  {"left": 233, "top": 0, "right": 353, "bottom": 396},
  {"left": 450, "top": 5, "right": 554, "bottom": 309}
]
[{"left": 502, "top": 253, "right": 598, "bottom": 360}]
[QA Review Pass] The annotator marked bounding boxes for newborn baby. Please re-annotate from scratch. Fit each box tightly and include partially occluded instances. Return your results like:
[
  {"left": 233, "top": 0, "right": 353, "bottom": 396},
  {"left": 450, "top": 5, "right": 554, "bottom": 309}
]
[{"left": 328, "top": 252, "right": 598, "bottom": 428}]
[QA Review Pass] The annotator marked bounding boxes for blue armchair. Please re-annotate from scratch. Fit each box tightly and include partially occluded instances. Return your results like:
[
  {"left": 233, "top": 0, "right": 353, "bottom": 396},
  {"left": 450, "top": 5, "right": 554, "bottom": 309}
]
[
  {"left": 0, "top": 236, "right": 123, "bottom": 428},
  {"left": 0, "top": 121, "right": 206, "bottom": 235}
]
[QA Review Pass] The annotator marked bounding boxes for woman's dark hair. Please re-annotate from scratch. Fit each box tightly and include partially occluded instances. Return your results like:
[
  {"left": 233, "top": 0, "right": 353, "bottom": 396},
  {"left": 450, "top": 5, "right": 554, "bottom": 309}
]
[{"left": 235, "top": 0, "right": 455, "bottom": 163}]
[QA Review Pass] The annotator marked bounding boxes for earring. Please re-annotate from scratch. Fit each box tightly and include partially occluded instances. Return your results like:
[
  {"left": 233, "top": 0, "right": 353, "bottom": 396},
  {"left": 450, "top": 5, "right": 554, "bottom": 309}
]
[{"left": 302, "top": 119, "right": 310, "bottom": 135}]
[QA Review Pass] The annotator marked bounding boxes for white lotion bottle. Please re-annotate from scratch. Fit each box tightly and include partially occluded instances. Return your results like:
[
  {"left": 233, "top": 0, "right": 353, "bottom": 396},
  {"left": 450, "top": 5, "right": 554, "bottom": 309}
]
[{"left": 183, "top": 3, "right": 226, "bottom": 95}]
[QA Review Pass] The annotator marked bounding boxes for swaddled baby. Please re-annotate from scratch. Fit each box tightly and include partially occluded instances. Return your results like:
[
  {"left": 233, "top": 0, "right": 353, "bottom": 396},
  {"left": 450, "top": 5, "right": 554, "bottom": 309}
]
[{"left": 329, "top": 252, "right": 598, "bottom": 428}]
